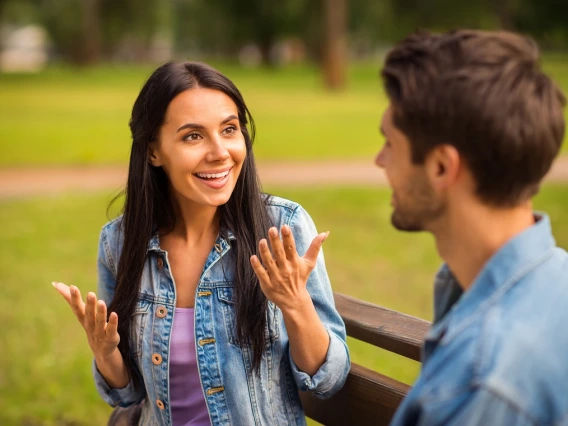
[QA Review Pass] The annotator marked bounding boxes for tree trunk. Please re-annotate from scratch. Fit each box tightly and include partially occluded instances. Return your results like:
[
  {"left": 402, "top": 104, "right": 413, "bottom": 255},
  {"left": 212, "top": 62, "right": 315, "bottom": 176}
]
[
  {"left": 81, "top": 0, "right": 102, "bottom": 65},
  {"left": 493, "top": 0, "right": 515, "bottom": 30},
  {"left": 322, "top": 0, "right": 347, "bottom": 90}
]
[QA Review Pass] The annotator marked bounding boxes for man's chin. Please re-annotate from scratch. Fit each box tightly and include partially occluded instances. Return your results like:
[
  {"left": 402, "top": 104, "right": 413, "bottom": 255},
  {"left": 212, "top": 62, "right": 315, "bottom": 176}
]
[{"left": 391, "top": 212, "right": 424, "bottom": 232}]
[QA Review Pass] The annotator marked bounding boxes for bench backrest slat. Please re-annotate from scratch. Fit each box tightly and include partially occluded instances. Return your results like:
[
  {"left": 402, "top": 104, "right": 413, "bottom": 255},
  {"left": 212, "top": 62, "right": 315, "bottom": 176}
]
[
  {"left": 300, "top": 293, "right": 432, "bottom": 424},
  {"left": 334, "top": 293, "right": 430, "bottom": 361},
  {"left": 300, "top": 362, "right": 410, "bottom": 425}
]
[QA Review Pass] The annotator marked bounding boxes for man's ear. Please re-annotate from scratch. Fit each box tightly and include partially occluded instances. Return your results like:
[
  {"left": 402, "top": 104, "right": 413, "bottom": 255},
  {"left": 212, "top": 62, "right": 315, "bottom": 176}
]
[
  {"left": 148, "top": 142, "right": 162, "bottom": 167},
  {"left": 425, "top": 144, "right": 461, "bottom": 191}
]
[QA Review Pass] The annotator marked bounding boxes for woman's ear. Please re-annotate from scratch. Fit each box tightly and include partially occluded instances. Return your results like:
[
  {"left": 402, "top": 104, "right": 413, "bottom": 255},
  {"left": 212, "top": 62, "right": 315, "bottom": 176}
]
[{"left": 148, "top": 142, "right": 162, "bottom": 167}]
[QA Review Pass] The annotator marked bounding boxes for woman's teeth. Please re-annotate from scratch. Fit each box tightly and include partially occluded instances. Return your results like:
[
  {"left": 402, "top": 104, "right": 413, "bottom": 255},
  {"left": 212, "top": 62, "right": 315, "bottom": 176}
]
[{"left": 196, "top": 170, "right": 230, "bottom": 179}]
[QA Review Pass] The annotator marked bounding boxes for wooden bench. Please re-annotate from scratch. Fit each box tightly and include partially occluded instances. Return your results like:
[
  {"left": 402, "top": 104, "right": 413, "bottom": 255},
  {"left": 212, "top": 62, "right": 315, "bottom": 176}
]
[{"left": 299, "top": 293, "right": 431, "bottom": 426}]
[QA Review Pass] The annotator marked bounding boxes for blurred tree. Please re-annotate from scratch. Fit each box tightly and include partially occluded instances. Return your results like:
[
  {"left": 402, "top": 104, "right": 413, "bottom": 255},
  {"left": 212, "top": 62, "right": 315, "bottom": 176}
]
[
  {"left": 173, "top": 0, "right": 312, "bottom": 65},
  {"left": 1, "top": 0, "right": 168, "bottom": 64},
  {"left": 323, "top": 0, "right": 347, "bottom": 90},
  {"left": 3, "top": 0, "right": 568, "bottom": 66},
  {"left": 82, "top": 0, "right": 102, "bottom": 64},
  {"left": 514, "top": 0, "right": 568, "bottom": 48}
]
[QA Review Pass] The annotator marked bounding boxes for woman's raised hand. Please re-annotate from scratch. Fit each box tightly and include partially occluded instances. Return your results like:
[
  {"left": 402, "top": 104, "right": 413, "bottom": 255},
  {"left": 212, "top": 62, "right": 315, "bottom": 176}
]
[
  {"left": 52, "top": 282, "right": 120, "bottom": 360},
  {"left": 250, "top": 225, "right": 329, "bottom": 313}
]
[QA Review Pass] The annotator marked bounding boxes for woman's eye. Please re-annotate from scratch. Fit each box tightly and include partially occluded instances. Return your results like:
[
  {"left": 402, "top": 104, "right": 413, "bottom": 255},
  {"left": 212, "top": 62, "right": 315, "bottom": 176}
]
[
  {"left": 223, "top": 126, "right": 237, "bottom": 135},
  {"left": 184, "top": 133, "right": 201, "bottom": 142}
]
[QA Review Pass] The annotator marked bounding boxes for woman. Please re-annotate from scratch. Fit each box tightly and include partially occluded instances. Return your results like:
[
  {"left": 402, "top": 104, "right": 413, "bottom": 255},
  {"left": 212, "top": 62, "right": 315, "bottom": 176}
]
[{"left": 53, "top": 61, "right": 349, "bottom": 425}]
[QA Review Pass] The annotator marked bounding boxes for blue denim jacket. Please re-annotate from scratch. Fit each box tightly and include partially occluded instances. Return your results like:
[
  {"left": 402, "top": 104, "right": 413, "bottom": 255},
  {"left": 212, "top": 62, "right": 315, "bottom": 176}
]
[
  {"left": 391, "top": 214, "right": 568, "bottom": 426},
  {"left": 93, "top": 196, "right": 350, "bottom": 426}
]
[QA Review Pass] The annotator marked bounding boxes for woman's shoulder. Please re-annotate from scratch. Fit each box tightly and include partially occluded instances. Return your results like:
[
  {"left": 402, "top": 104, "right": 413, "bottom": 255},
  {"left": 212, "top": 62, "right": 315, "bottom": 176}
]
[
  {"left": 101, "top": 215, "right": 124, "bottom": 237},
  {"left": 264, "top": 194, "right": 314, "bottom": 230},
  {"left": 99, "top": 216, "right": 125, "bottom": 259},
  {"left": 264, "top": 194, "right": 301, "bottom": 212}
]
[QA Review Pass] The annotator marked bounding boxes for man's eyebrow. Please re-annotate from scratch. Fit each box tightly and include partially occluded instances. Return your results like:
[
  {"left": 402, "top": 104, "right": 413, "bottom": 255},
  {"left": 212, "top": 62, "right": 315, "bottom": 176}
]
[{"left": 176, "top": 115, "right": 238, "bottom": 133}]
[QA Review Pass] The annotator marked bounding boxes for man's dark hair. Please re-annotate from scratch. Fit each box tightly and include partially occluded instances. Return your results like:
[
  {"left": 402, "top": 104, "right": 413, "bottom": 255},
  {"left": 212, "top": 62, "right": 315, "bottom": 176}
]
[{"left": 382, "top": 29, "right": 566, "bottom": 206}]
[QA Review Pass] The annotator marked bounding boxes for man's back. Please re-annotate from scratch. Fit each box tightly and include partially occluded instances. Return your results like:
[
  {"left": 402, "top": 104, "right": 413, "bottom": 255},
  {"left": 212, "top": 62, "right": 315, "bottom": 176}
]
[{"left": 391, "top": 215, "right": 568, "bottom": 426}]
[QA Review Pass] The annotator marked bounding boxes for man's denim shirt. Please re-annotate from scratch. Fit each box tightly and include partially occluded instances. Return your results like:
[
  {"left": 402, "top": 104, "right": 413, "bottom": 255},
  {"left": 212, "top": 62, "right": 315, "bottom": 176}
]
[
  {"left": 93, "top": 196, "right": 350, "bottom": 426},
  {"left": 391, "top": 214, "right": 568, "bottom": 426}
]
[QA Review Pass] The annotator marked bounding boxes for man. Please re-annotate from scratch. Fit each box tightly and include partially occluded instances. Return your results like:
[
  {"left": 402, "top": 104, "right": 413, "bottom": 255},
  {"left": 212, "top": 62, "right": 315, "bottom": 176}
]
[{"left": 376, "top": 30, "right": 568, "bottom": 425}]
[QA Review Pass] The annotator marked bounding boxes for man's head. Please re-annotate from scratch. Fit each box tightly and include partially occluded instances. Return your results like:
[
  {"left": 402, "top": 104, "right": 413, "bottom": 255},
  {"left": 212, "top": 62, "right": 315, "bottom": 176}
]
[{"left": 376, "top": 29, "right": 566, "bottom": 231}]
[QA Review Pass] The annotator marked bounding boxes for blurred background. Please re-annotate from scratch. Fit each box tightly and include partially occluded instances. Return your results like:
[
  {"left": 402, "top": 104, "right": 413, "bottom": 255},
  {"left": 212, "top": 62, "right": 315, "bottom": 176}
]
[{"left": 1, "top": 0, "right": 568, "bottom": 424}]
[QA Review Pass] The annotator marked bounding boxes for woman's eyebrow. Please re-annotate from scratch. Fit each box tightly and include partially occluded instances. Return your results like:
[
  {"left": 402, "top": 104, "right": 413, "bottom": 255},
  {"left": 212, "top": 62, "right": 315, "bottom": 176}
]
[
  {"left": 177, "top": 122, "right": 204, "bottom": 133},
  {"left": 176, "top": 115, "right": 238, "bottom": 133},
  {"left": 221, "top": 114, "right": 238, "bottom": 125}
]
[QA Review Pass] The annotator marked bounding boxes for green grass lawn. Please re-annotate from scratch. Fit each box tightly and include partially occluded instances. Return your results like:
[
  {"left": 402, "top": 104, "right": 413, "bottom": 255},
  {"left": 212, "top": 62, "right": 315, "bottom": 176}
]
[
  {"left": 2, "top": 56, "right": 568, "bottom": 166},
  {"left": 1, "top": 183, "right": 567, "bottom": 425}
]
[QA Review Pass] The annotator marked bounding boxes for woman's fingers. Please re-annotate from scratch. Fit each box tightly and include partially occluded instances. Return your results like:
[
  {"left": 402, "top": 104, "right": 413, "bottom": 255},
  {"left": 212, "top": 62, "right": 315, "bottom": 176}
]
[
  {"left": 106, "top": 312, "right": 119, "bottom": 339},
  {"left": 302, "top": 232, "right": 330, "bottom": 270},
  {"left": 52, "top": 282, "right": 72, "bottom": 304},
  {"left": 281, "top": 225, "right": 299, "bottom": 262},
  {"left": 95, "top": 300, "right": 107, "bottom": 339},
  {"left": 268, "top": 227, "right": 287, "bottom": 265},
  {"left": 69, "top": 285, "right": 86, "bottom": 322},
  {"left": 84, "top": 292, "right": 97, "bottom": 331},
  {"left": 258, "top": 238, "right": 280, "bottom": 278},
  {"left": 250, "top": 255, "right": 271, "bottom": 289}
]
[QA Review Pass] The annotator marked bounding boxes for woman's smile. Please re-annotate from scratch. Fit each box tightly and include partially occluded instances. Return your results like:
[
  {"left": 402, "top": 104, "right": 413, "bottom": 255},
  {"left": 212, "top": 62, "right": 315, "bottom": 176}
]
[{"left": 193, "top": 166, "right": 234, "bottom": 189}]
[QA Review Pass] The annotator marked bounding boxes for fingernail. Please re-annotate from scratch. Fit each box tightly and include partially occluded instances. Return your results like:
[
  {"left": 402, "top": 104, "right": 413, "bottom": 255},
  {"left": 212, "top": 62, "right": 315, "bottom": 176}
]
[
  {"left": 51, "top": 282, "right": 57, "bottom": 288},
  {"left": 322, "top": 231, "right": 330, "bottom": 241},
  {"left": 269, "top": 227, "right": 277, "bottom": 237},
  {"left": 282, "top": 225, "right": 290, "bottom": 235}
]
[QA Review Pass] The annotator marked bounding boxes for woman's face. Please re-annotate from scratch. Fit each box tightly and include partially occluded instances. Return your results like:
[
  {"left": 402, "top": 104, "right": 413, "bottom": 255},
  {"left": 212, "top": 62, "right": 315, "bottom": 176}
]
[{"left": 150, "top": 87, "right": 247, "bottom": 210}]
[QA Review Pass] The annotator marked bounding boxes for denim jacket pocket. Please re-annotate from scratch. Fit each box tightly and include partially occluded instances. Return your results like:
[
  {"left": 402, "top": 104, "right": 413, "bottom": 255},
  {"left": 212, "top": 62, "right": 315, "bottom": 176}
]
[
  {"left": 131, "top": 297, "right": 152, "bottom": 359},
  {"left": 217, "top": 287, "right": 279, "bottom": 348}
]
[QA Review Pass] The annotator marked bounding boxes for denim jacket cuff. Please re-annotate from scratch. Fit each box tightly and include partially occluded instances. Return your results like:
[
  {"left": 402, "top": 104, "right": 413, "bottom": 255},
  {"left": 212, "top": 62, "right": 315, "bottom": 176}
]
[
  {"left": 92, "top": 359, "right": 140, "bottom": 407},
  {"left": 289, "top": 328, "right": 350, "bottom": 398}
]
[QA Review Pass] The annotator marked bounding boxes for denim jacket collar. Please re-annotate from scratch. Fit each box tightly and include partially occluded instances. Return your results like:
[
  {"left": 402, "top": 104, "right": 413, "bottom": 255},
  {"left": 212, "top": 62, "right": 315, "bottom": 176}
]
[
  {"left": 426, "top": 213, "right": 556, "bottom": 345},
  {"left": 147, "top": 229, "right": 237, "bottom": 253}
]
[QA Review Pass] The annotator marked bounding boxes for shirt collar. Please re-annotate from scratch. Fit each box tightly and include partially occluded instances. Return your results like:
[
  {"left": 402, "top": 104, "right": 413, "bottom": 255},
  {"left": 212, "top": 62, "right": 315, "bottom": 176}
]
[{"left": 426, "top": 213, "right": 556, "bottom": 343}]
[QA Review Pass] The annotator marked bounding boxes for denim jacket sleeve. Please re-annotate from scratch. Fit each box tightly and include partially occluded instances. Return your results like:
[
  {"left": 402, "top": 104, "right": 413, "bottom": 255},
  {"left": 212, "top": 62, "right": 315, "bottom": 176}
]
[
  {"left": 93, "top": 225, "right": 146, "bottom": 407},
  {"left": 285, "top": 205, "right": 350, "bottom": 399},
  {"left": 419, "top": 386, "right": 537, "bottom": 426}
]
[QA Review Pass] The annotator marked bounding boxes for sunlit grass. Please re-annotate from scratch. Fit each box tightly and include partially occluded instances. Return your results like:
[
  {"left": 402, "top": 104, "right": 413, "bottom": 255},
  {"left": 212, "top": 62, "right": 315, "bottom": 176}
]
[{"left": 2, "top": 56, "right": 567, "bottom": 166}]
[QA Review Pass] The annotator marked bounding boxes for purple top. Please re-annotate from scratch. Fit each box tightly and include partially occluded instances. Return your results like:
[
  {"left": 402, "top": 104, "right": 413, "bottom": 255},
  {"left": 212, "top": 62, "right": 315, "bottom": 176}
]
[{"left": 170, "top": 307, "right": 210, "bottom": 426}]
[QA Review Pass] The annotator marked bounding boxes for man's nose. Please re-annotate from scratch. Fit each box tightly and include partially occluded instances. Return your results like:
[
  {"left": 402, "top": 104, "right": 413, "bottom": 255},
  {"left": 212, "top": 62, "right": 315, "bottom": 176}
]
[{"left": 375, "top": 148, "right": 386, "bottom": 169}]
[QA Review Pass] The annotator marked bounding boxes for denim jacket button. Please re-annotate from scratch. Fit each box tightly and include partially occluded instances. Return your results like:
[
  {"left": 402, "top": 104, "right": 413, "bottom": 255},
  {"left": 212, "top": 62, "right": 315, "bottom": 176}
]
[
  {"left": 157, "top": 257, "right": 164, "bottom": 270},
  {"left": 214, "top": 243, "right": 222, "bottom": 253},
  {"left": 152, "top": 353, "right": 163, "bottom": 365},
  {"left": 156, "top": 306, "right": 167, "bottom": 318},
  {"left": 156, "top": 399, "right": 165, "bottom": 410}
]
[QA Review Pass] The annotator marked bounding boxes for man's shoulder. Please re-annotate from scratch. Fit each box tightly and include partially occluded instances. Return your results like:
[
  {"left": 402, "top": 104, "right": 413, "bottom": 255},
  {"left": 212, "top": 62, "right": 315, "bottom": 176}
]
[{"left": 474, "top": 276, "right": 568, "bottom": 424}]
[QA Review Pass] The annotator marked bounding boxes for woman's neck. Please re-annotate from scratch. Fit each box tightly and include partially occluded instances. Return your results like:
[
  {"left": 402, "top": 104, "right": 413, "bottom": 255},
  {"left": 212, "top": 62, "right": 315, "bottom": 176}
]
[{"left": 169, "top": 196, "right": 220, "bottom": 243}]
